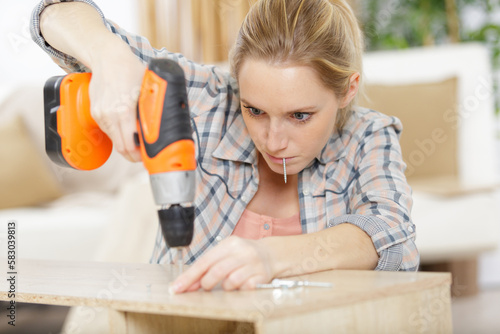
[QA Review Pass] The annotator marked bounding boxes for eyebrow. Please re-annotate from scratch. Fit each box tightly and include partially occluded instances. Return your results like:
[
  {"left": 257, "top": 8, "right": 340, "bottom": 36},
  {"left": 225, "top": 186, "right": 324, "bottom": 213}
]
[{"left": 240, "top": 98, "right": 318, "bottom": 114}]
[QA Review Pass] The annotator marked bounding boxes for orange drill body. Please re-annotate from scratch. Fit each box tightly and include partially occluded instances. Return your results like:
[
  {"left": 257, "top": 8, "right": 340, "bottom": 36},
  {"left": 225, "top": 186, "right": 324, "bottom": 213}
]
[{"left": 137, "top": 69, "right": 196, "bottom": 175}]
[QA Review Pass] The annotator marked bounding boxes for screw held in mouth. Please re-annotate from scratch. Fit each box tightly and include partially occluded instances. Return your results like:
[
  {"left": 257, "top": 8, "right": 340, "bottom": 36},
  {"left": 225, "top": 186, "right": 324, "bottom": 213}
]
[{"left": 283, "top": 158, "right": 287, "bottom": 184}]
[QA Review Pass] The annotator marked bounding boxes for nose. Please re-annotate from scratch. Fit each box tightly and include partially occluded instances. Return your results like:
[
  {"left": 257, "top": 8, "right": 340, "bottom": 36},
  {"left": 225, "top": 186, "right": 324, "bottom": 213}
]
[{"left": 266, "top": 120, "right": 288, "bottom": 153}]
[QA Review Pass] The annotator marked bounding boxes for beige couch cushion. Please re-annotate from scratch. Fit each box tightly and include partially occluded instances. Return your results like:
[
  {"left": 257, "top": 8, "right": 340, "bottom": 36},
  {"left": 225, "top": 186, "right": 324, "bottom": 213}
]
[
  {"left": 359, "top": 77, "right": 459, "bottom": 184},
  {"left": 0, "top": 115, "right": 63, "bottom": 209}
]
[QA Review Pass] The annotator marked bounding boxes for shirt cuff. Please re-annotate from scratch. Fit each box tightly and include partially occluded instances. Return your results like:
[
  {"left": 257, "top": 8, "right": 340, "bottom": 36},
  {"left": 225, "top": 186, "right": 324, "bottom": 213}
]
[
  {"left": 30, "top": 0, "right": 107, "bottom": 73},
  {"left": 328, "top": 214, "right": 416, "bottom": 271}
]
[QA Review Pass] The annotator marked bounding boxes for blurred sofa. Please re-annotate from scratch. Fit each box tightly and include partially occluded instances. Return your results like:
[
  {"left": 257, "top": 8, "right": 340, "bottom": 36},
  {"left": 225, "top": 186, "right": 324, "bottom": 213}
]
[{"left": 361, "top": 42, "right": 500, "bottom": 291}]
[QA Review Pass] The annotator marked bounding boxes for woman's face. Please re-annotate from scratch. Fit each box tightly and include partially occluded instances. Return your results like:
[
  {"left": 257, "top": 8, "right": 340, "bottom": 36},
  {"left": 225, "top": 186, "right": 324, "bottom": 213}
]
[{"left": 238, "top": 59, "right": 355, "bottom": 176}]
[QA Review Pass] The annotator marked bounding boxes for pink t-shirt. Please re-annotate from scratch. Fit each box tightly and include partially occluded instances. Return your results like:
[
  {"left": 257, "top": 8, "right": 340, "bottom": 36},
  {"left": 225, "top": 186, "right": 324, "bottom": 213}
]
[{"left": 231, "top": 209, "right": 302, "bottom": 239}]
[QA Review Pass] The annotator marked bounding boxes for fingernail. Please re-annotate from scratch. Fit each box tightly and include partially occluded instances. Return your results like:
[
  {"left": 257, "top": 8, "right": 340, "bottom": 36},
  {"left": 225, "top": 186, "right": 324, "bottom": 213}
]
[{"left": 169, "top": 282, "right": 182, "bottom": 295}]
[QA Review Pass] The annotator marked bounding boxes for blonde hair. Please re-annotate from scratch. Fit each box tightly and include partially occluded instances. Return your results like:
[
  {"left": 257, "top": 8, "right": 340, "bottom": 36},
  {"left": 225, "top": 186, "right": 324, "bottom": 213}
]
[{"left": 229, "top": 0, "right": 364, "bottom": 130}]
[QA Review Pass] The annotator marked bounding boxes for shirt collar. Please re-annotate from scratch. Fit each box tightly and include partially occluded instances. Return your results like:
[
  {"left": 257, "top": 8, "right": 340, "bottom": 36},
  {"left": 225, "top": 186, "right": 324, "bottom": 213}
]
[
  {"left": 316, "top": 129, "right": 348, "bottom": 164},
  {"left": 212, "top": 111, "right": 258, "bottom": 164}
]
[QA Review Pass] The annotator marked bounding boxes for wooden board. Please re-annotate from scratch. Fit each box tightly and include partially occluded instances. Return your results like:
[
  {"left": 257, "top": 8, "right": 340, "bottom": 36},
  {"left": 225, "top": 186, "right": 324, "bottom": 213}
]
[{"left": 0, "top": 259, "right": 452, "bottom": 333}]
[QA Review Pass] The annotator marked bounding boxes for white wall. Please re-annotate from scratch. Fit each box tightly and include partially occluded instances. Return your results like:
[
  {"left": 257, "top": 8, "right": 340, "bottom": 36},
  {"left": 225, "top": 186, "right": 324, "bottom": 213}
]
[{"left": 0, "top": 0, "right": 139, "bottom": 88}]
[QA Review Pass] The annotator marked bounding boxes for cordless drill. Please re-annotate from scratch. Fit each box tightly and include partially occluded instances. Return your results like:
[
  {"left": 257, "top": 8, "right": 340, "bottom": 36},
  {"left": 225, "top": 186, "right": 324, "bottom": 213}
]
[{"left": 43, "top": 58, "right": 196, "bottom": 268}]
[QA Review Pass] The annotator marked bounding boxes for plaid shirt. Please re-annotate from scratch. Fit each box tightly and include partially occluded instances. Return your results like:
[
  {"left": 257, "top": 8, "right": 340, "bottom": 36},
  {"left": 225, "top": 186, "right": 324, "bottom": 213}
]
[{"left": 31, "top": 0, "right": 419, "bottom": 271}]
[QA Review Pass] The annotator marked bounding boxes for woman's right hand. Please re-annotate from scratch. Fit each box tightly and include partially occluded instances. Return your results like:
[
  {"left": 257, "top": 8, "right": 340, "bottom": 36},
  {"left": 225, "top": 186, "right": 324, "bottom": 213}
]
[
  {"left": 41, "top": 2, "right": 147, "bottom": 161},
  {"left": 87, "top": 41, "right": 146, "bottom": 162}
]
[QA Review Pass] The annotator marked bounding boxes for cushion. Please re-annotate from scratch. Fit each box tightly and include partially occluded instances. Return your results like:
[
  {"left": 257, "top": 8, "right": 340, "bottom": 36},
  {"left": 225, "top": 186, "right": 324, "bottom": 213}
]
[
  {"left": 363, "top": 45, "right": 498, "bottom": 190},
  {"left": 0, "top": 115, "right": 63, "bottom": 209},
  {"left": 359, "top": 77, "right": 459, "bottom": 182}
]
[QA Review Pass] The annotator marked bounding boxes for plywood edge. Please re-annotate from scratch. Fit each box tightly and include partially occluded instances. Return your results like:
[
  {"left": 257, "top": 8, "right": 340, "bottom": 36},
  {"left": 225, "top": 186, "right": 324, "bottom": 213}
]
[
  {"left": 111, "top": 301, "right": 260, "bottom": 323},
  {"left": 0, "top": 291, "right": 259, "bottom": 324}
]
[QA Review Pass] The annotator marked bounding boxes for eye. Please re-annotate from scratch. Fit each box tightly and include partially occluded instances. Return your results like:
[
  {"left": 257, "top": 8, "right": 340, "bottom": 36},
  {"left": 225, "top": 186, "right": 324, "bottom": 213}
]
[
  {"left": 249, "top": 107, "right": 263, "bottom": 116},
  {"left": 293, "top": 112, "right": 312, "bottom": 122},
  {"left": 243, "top": 105, "right": 264, "bottom": 118}
]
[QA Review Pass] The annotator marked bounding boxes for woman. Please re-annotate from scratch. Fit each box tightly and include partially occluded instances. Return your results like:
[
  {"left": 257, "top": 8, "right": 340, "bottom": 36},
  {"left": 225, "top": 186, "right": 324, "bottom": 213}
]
[{"left": 31, "top": 0, "right": 418, "bottom": 294}]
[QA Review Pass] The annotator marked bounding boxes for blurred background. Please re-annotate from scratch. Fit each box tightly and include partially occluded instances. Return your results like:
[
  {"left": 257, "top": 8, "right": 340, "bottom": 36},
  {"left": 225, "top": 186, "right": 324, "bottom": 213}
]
[{"left": 0, "top": 0, "right": 499, "bottom": 333}]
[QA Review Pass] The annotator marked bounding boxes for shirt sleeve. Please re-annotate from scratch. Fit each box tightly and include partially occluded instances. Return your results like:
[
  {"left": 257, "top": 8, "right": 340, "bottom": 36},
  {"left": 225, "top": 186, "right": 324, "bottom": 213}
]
[
  {"left": 31, "top": 0, "right": 106, "bottom": 73},
  {"left": 30, "top": 0, "right": 181, "bottom": 72},
  {"left": 328, "top": 113, "right": 419, "bottom": 271},
  {"left": 30, "top": 0, "right": 234, "bottom": 115}
]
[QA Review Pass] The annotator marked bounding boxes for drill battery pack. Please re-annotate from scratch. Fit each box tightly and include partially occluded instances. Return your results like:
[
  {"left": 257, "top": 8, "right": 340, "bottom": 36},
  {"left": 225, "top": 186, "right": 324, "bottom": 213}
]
[{"left": 43, "top": 73, "right": 112, "bottom": 170}]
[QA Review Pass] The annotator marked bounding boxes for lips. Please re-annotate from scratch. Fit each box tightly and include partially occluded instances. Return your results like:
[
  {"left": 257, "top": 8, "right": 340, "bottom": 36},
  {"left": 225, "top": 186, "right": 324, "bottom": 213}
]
[{"left": 267, "top": 154, "right": 292, "bottom": 164}]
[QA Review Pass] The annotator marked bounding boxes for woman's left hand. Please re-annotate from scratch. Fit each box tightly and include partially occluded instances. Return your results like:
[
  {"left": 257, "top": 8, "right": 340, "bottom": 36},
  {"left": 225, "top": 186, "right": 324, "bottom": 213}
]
[{"left": 169, "top": 236, "right": 275, "bottom": 293}]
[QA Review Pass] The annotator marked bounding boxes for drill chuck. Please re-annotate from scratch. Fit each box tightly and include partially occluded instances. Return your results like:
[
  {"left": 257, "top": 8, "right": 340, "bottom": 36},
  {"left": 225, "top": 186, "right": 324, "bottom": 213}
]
[{"left": 158, "top": 205, "right": 195, "bottom": 248}]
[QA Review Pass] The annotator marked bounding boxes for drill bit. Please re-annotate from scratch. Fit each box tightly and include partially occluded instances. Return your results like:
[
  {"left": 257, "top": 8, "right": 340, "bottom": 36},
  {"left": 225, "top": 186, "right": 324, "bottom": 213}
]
[
  {"left": 283, "top": 158, "right": 287, "bottom": 184},
  {"left": 177, "top": 247, "right": 183, "bottom": 274}
]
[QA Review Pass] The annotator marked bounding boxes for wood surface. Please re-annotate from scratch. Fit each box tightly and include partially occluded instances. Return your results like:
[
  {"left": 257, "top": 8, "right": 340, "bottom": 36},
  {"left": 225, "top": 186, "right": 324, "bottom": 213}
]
[{"left": 0, "top": 259, "right": 452, "bottom": 333}]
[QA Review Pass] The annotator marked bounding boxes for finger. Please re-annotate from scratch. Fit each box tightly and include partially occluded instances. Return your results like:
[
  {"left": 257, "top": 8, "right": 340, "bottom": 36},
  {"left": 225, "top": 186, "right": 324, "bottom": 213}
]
[
  {"left": 239, "top": 275, "right": 268, "bottom": 291},
  {"left": 107, "top": 123, "right": 135, "bottom": 162},
  {"left": 171, "top": 247, "right": 228, "bottom": 293},
  {"left": 116, "top": 117, "right": 141, "bottom": 162},
  {"left": 111, "top": 101, "right": 140, "bottom": 162},
  {"left": 89, "top": 102, "right": 130, "bottom": 160},
  {"left": 221, "top": 265, "right": 256, "bottom": 291},
  {"left": 186, "top": 281, "right": 202, "bottom": 292},
  {"left": 116, "top": 89, "right": 142, "bottom": 162},
  {"left": 200, "top": 257, "right": 243, "bottom": 291},
  {"left": 171, "top": 237, "right": 246, "bottom": 293}
]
